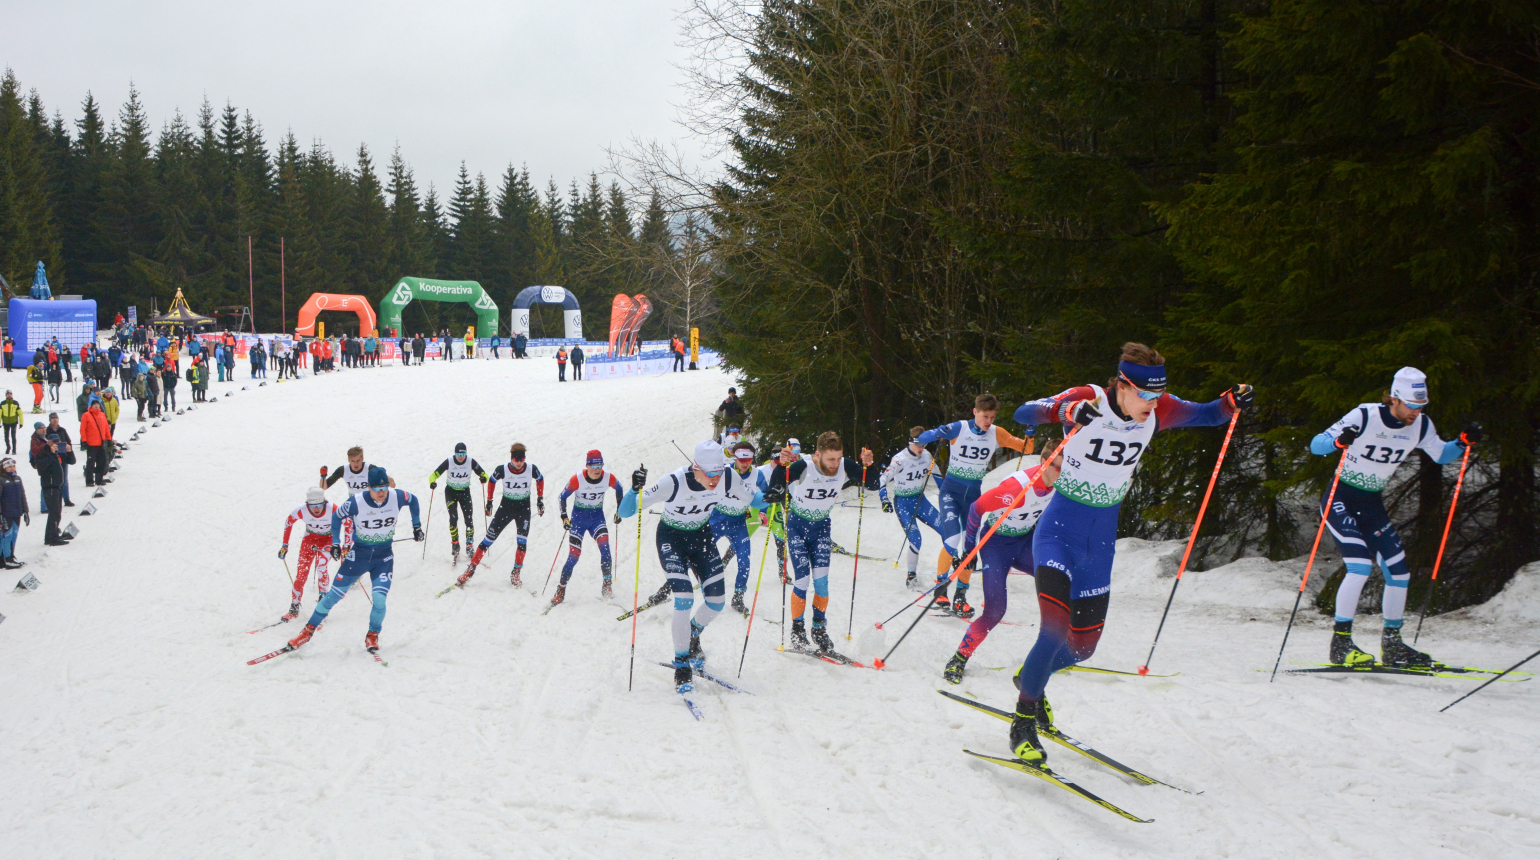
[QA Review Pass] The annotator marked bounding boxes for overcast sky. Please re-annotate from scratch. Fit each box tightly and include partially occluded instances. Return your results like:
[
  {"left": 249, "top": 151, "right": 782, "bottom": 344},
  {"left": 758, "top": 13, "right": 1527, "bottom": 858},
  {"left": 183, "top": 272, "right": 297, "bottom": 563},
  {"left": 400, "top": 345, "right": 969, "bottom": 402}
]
[{"left": 1, "top": 0, "right": 707, "bottom": 197}]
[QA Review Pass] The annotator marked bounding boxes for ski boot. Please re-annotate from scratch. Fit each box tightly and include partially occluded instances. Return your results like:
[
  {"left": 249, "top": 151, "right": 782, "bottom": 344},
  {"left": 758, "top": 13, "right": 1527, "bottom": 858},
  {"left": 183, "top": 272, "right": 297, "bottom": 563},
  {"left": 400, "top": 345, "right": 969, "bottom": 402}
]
[
  {"left": 942, "top": 651, "right": 968, "bottom": 685},
  {"left": 1035, "top": 694, "right": 1054, "bottom": 731},
  {"left": 456, "top": 567, "right": 475, "bottom": 587},
  {"left": 282, "top": 601, "right": 301, "bottom": 621},
  {"left": 510, "top": 565, "right": 523, "bottom": 588},
  {"left": 1381, "top": 626, "right": 1434, "bottom": 668},
  {"left": 364, "top": 631, "right": 379, "bottom": 653},
  {"left": 810, "top": 622, "right": 835, "bottom": 655},
  {"left": 451, "top": 541, "right": 460, "bottom": 560},
  {"left": 1330, "top": 620, "right": 1375, "bottom": 666},
  {"left": 951, "top": 590, "right": 975, "bottom": 619},
  {"left": 288, "top": 623, "right": 317, "bottom": 649},
  {"left": 601, "top": 576, "right": 613, "bottom": 600},
  {"left": 790, "top": 618, "right": 812, "bottom": 651},
  {"left": 687, "top": 621, "right": 706, "bottom": 668},
  {"left": 932, "top": 579, "right": 952, "bottom": 611},
  {"left": 905, "top": 571, "right": 919, "bottom": 591},
  {"left": 550, "top": 584, "right": 566, "bottom": 606},
  {"left": 731, "top": 591, "right": 748, "bottom": 617},
  {"left": 673, "top": 659, "right": 694, "bottom": 693},
  {"left": 1009, "top": 701, "right": 1048, "bottom": 765}
]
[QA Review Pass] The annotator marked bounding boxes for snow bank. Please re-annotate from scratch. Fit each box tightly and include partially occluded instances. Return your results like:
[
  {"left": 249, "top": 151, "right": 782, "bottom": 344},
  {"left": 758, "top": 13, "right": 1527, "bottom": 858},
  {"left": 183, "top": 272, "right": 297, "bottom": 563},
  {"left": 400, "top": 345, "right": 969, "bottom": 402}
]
[{"left": 1463, "top": 561, "right": 1540, "bottom": 625}]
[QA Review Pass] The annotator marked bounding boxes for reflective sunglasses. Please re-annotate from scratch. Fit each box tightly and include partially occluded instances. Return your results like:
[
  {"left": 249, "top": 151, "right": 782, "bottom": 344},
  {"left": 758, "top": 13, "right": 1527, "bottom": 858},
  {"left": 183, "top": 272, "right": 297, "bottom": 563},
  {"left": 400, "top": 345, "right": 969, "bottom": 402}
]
[
  {"left": 698, "top": 465, "right": 726, "bottom": 477},
  {"left": 1119, "top": 372, "right": 1164, "bottom": 402}
]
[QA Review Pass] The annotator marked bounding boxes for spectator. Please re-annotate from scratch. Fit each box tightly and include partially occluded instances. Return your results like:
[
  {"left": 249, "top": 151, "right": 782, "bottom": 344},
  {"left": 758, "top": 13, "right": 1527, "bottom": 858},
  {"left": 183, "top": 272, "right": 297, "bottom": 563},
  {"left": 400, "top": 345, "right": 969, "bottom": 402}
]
[
  {"left": 26, "top": 363, "right": 44, "bottom": 414},
  {"left": 162, "top": 361, "right": 178, "bottom": 411},
  {"left": 463, "top": 329, "right": 474, "bottom": 359},
  {"left": 556, "top": 346, "right": 568, "bottom": 381},
  {"left": 100, "top": 388, "right": 120, "bottom": 436},
  {"left": 223, "top": 339, "right": 236, "bottom": 380},
  {"left": 3, "top": 335, "right": 13, "bottom": 372},
  {"left": 514, "top": 332, "right": 528, "bottom": 358},
  {"left": 0, "top": 390, "right": 20, "bottom": 454},
  {"left": 34, "top": 432, "right": 75, "bottom": 545},
  {"left": 46, "top": 361, "right": 62, "bottom": 404},
  {"left": 80, "top": 400, "right": 112, "bottom": 487},
  {"left": 189, "top": 358, "right": 204, "bottom": 402},
  {"left": 490, "top": 334, "right": 501, "bottom": 359},
  {"left": 716, "top": 387, "right": 745, "bottom": 432},
  {"left": 144, "top": 362, "right": 161, "bottom": 417},
  {"left": 60, "top": 345, "right": 73, "bottom": 382},
  {"left": 74, "top": 381, "right": 97, "bottom": 419},
  {"left": 0, "top": 455, "right": 30, "bottom": 567},
  {"left": 44, "top": 412, "right": 75, "bottom": 509},
  {"left": 671, "top": 334, "right": 686, "bottom": 372},
  {"left": 571, "top": 345, "right": 585, "bottom": 380},
  {"left": 131, "top": 368, "right": 149, "bottom": 421},
  {"left": 413, "top": 333, "right": 426, "bottom": 363}
]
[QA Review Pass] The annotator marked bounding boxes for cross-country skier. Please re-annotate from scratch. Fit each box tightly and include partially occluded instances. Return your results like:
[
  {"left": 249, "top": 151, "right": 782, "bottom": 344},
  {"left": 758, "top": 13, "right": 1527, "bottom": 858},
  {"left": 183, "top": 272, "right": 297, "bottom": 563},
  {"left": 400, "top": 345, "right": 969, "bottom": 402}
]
[
  {"left": 322, "top": 446, "right": 395, "bottom": 494},
  {"left": 711, "top": 440, "right": 768, "bottom": 616},
  {"left": 1309, "top": 366, "right": 1478, "bottom": 668},
  {"left": 941, "top": 450, "right": 1061, "bottom": 684},
  {"left": 1004, "top": 342, "right": 1248, "bottom": 766},
  {"left": 428, "top": 442, "right": 490, "bottom": 560},
  {"left": 460, "top": 443, "right": 545, "bottom": 586},
  {"left": 553, "top": 450, "right": 626, "bottom": 604},
  {"left": 617, "top": 440, "right": 740, "bottom": 692},
  {"left": 915, "top": 394, "right": 1033, "bottom": 617},
  {"left": 287, "top": 467, "right": 423, "bottom": 654},
  {"left": 277, "top": 486, "right": 337, "bottom": 619},
  {"left": 718, "top": 424, "right": 743, "bottom": 452},
  {"left": 880, "top": 426, "right": 944, "bottom": 590},
  {"left": 763, "top": 431, "right": 879, "bottom": 654}
]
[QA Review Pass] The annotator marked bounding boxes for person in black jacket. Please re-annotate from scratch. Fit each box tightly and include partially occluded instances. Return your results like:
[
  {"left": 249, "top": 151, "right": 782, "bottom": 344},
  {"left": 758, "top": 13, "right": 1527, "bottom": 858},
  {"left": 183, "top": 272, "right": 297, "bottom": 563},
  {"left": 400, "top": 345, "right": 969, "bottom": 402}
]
[
  {"left": 35, "top": 433, "right": 75, "bottom": 545},
  {"left": 0, "top": 456, "right": 29, "bottom": 567},
  {"left": 570, "top": 345, "right": 585, "bottom": 380}
]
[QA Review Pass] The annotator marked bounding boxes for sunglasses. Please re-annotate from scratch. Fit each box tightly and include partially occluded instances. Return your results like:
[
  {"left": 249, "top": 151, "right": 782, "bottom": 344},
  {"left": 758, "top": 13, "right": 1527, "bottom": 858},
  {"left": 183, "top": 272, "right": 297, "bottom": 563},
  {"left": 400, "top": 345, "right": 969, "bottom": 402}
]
[
  {"left": 698, "top": 465, "right": 726, "bottom": 478},
  {"left": 1119, "top": 372, "right": 1164, "bottom": 402}
]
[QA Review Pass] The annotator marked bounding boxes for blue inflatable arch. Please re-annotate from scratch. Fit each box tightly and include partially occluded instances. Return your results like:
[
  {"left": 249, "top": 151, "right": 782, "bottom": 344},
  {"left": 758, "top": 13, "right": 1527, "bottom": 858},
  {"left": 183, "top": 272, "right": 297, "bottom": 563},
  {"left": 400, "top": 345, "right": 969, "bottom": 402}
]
[{"left": 511, "top": 286, "right": 582, "bottom": 339}]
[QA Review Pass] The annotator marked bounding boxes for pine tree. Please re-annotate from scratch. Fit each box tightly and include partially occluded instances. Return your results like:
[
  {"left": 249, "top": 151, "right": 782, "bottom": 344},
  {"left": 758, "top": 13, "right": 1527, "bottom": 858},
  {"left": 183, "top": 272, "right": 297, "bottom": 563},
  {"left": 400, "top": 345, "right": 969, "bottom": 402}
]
[
  {"left": 345, "top": 143, "right": 390, "bottom": 305},
  {"left": 0, "top": 70, "right": 63, "bottom": 290}
]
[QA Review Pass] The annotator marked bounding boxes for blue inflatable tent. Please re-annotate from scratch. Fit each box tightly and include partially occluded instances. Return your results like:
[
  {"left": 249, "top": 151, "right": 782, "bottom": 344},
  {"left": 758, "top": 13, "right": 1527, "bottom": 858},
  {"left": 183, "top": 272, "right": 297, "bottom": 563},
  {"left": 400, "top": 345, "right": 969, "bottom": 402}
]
[{"left": 8, "top": 298, "right": 98, "bottom": 352}]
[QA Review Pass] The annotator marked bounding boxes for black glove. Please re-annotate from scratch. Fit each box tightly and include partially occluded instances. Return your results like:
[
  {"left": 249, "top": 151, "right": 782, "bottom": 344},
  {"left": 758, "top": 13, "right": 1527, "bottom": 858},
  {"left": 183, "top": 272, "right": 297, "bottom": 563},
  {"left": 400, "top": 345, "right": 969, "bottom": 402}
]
[
  {"left": 763, "top": 485, "right": 785, "bottom": 505},
  {"left": 1228, "top": 383, "right": 1254, "bottom": 411},
  {"left": 1335, "top": 426, "right": 1361, "bottom": 449},
  {"left": 329, "top": 544, "right": 343, "bottom": 561},
  {"left": 1460, "top": 422, "right": 1483, "bottom": 446},
  {"left": 484, "top": 500, "right": 493, "bottom": 516},
  {"left": 414, "top": 526, "right": 425, "bottom": 542},
  {"left": 429, "top": 481, "right": 436, "bottom": 489},
  {"left": 613, "top": 513, "right": 622, "bottom": 524},
  {"left": 631, "top": 466, "right": 648, "bottom": 491},
  {"left": 537, "top": 498, "right": 546, "bottom": 516},
  {"left": 1061, "top": 398, "right": 1101, "bottom": 426},
  {"left": 278, "top": 544, "right": 288, "bottom": 559},
  {"left": 881, "top": 500, "right": 893, "bottom": 513},
  {"left": 561, "top": 513, "right": 571, "bottom": 530}
]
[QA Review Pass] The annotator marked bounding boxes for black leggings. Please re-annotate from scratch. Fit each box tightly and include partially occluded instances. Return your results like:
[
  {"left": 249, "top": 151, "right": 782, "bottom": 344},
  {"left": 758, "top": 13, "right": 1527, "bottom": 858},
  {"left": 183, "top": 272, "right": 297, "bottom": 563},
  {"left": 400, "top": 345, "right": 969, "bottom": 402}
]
[{"left": 445, "top": 490, "right": 476, "bottom": 544}]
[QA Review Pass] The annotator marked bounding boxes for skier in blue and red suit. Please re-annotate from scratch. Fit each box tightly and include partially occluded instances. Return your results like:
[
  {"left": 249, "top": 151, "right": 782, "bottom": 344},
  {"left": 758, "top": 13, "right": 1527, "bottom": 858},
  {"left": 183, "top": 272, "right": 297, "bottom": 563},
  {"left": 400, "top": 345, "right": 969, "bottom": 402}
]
[{"left": 552, "top": 449, "right": 626, "bottom": 605}]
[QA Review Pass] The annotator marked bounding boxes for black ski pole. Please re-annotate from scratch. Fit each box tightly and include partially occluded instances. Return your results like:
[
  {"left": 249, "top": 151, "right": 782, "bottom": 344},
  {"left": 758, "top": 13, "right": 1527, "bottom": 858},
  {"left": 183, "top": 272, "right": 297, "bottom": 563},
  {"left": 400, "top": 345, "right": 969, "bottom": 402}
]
[
  {"left": 1440, "top": 646, "right": 1540, "bottom": 712},
  {"left": 1271, "top": 454, "right": 1347, "bottom": 682},
  {"left": 873, "top": 592, "right": 940, "bottom": 669}
]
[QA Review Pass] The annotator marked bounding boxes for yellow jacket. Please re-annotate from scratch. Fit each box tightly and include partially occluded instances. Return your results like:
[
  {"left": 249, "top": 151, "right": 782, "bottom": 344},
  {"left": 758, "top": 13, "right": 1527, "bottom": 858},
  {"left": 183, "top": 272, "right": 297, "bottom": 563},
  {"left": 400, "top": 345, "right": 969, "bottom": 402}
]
[
  {"left": 101, "top": 394, "right": 120, "bottom": 425},
  {"left": 0, "top": 397, "right": 21, "bottom": 425}
]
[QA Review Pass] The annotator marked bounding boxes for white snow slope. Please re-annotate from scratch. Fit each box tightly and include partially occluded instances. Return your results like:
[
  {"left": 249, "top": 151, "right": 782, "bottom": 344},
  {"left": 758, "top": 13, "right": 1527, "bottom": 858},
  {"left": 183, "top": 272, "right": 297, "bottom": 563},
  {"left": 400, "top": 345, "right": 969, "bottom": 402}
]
[{"left": 2, "top": 358, "right": 1537, "bottom": 860}]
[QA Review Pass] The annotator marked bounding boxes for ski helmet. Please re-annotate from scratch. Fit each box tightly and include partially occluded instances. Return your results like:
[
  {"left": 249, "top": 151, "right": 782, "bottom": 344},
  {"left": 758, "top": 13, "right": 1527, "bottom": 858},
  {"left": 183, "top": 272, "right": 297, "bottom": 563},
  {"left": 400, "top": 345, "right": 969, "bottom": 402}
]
[
  {"left": 693, "top": 440, "right": 727, "bottom": 475},
  {"left": 306, "top": 487, "right": 326, "bottom": 507},
  {"left": 368, "top": 466, "right": 390, "bottom": 489}
]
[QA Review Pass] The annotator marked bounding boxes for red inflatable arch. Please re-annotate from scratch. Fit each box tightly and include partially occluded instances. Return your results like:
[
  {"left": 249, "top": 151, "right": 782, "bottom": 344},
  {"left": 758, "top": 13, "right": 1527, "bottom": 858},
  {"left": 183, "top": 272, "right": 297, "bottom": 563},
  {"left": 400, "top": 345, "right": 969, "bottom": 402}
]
[{"left": 294, "top": 293, "right": 378, "bottom": 336}]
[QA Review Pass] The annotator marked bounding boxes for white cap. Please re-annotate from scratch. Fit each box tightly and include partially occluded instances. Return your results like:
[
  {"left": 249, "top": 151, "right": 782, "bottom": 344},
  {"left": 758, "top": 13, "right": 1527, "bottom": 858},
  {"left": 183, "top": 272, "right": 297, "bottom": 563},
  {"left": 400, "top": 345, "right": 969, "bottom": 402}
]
[
  {"left": 306, "top": 487, "right": 326, "bottom": 506},
  {"left": 1391, "top": 367, "right": 1429, "bottom": 407},
  {"left": 693, "top": 439, "right": 727, "bottom": 472}
]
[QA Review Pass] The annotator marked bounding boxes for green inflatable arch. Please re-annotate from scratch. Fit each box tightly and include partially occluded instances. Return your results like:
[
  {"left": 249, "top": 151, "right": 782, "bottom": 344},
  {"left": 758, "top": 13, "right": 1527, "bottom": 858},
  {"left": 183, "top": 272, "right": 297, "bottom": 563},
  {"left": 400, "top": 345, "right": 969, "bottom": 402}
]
[{"left": 379, "top": 277, "right": 500, "bottom": 336}]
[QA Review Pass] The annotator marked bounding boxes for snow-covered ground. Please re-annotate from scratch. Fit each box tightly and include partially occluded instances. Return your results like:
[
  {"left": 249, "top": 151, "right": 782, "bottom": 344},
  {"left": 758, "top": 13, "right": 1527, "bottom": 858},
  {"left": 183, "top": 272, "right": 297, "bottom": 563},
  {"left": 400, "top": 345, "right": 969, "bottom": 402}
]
[{"left": 2, "top": 358, "right": 1536, "bottom": 859}]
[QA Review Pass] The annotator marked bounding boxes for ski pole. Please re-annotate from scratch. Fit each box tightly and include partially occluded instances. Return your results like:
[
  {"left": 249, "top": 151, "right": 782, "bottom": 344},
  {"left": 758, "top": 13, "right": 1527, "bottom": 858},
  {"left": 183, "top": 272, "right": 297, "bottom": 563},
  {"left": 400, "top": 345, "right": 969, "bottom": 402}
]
[
  {"left": 628, "top": 465, "right": 644, "bottom": 692},
  {"left": 1139, "top": 409, "right": 1240, "bottom": 674},
  {"left": 873, "top": 424, "right": 1083, "bottom": 633},
  {"left": 738, "top": 504, "right": 776, "bottom": 677},
  {"left": 282, "top": 557, "right": 295, "bottom": 592},
  {"left": 846, "top": 464, "right": 868, "bottom": 640},
  {"left": 1270, "top": 452, "right": 1348, "bottom": 682},
  {"left": 541, "top": 524, "right": 571, "bottom": 597},
  {"left": 1414, "top": 442, "right": 1472, "bottom": 645},
  {"left": 1439, "top": 645, "right": 1540, "bottom": 712},
  {"left": 778, "top": 500, "right": 789, "bottom": 650},
  {"left": 871, "top": 424, "right": 1084, "bottom": 668},
  {"left": 420, "top": 486, "right": 436, "bottom": 559}
]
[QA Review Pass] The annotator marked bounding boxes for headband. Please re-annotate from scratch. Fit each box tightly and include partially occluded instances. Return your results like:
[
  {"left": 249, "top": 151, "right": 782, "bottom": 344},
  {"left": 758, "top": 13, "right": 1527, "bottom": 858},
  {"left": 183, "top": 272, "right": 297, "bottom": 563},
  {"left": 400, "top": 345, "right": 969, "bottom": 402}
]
[{"left": 1118, "top": 360, "right": 1166, "bottom": 391}]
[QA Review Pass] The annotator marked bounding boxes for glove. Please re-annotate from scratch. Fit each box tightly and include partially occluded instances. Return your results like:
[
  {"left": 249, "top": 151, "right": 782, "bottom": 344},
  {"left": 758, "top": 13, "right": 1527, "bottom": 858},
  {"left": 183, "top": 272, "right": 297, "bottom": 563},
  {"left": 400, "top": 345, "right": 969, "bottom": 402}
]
[
  {"left": 881, "top": 500, "right": 893, "bottom": 513},
  {"left": 429, "top": 481, "right": 436, "bottom": 489},
  {"left": 414, "top": 527, "right": 425, "bottom": 542},
  {"left": 613, "top": 513, "right": 622, "bottom": 525},
  {"left": 1335, "top": 426, "right": 1361, "bottom": 449},
  {"left": 537, "top": 498, "right": 546, "bottom": 516},
  {"left": 484, "top": 500, "right": 493, "bottom": 516},
  {"left": 318, "top": 465, "right": 327, "bottom": 478},
  {"left": 631, "top": 466, "right": 648, "bottom": 491},
  {"left": 1059, "top": 398, "right": 1101, "bottom": 426},
  {"left": 23, "top": 512, "right": 30, "bottom": 526},
  {"left": 278, "top": 544, "right": 288, "bottom": 559},
  {"left": 561, "top": 513, "right": 571, "bottom": 530},
  {"left": 1226, "top": 383, "right": 1254, "bottom": 411},
  {"left": 329, "top": 544, "right": 343, "bottom": 561},
  {"left": 763, "top": 486, "right": 785, "bottom": 505},
  {"left": 1460, "top": 422, "right": 1483, "bottom": 446}
]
